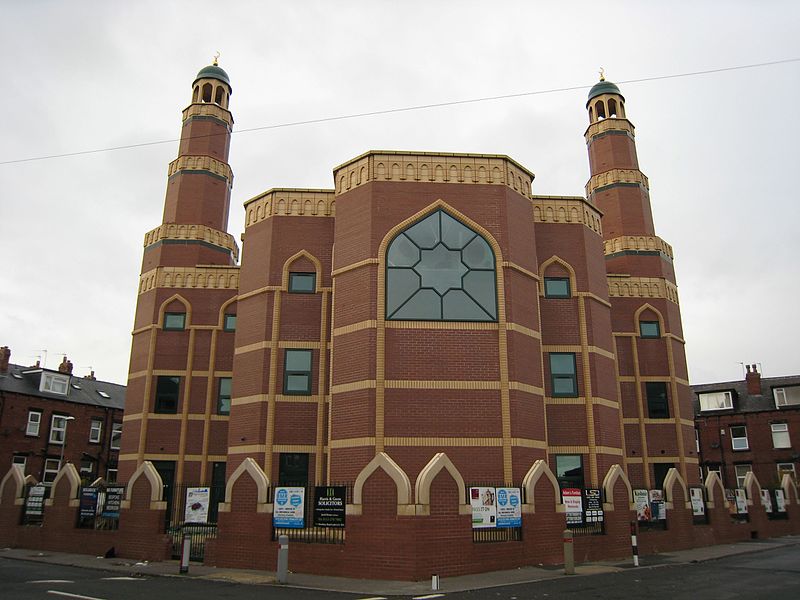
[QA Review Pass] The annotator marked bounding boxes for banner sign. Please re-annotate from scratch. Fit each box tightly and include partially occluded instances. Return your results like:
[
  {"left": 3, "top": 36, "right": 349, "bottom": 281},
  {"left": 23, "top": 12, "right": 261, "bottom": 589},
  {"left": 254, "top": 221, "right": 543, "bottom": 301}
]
[
  {"left": 583, "top": 488, "right": 604, "bottom": 523},
  {"left": 649, "top": 489, "right": 666, "bottom": 520},
  {"left": 273, "top": 486, "right": 305, "bottom": 528},
  {"left": 725, "top": 489, "right": 738, "bottom": 515},
  {"left": 25, "top": 484, "right": 46, "bottom": 517},
  {"left": 101, "top": 486, "right": 124, "bottom": 518},
  {"left": 775, "top": 489, "right": 787, "bottom": 513},
  {"left": 689, "top": 487, "right": 705, "bottom": 517},
  {"left": 562, "top": 488, "right": 583, "bottom": 525},
  {"left": 470, "top": 487, "right": 497, "bottom": 528},
  {"left": 634, "top": 489, "right": 651, "bottom": 521},
  {"left": 184, "top": 487, "right": 210, "bottom": 523},
  {"left": 735, "top": 489, "right": 748, "bottom": 514},
  {"left": 496, "top": 487, "right": 522, "bottom": 528},
  {"left": 79, "top": 487, "right": 99, "bottom": 519},
  {"left": 313, "top": 486, "right": 346, "bottom": 527},
  {"left": 760, "top": 489, "right": 773, "bottom": 513}
]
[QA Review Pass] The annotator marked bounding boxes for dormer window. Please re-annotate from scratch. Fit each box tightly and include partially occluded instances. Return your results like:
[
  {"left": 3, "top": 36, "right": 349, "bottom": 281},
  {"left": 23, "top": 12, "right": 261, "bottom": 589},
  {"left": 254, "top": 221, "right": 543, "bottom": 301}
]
[
  {"left": 774, "top": 386, "right": 800, "bottom": 408},
  {"left": 698, "top": 390, "right": 733, "bottom": 412},
  {"left": 41, "top": 372, "right": 70, "bottom": 395}
]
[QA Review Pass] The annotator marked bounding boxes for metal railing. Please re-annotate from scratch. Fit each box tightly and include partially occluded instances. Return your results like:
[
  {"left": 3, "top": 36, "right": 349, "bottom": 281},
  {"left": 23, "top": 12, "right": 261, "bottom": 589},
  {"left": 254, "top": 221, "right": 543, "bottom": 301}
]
[
  {"left": 165, "top": 483, "right": 225, "bottom": 560},
  {"left": 270, "top": 483, "right": 351, "bottom": 545}
]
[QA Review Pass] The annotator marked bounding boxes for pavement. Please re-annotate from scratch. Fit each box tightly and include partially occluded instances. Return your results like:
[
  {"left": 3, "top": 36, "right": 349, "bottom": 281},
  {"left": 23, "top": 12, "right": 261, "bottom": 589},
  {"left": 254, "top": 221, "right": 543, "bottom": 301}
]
[{"left": 2, "top": 535, "right": 799, "bottom": 596}]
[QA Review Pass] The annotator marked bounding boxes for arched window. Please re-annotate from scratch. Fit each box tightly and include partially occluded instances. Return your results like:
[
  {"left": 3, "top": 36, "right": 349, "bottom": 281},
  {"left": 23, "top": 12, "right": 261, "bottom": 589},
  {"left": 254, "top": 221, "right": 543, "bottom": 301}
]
[
  {"left": 386, "top": 209, "right": 497, "bottom": 321},
  {"left": 192, "top": 86, "right": 199, "bottom": 103},
  {"left": 202, "top": 83, "right": 213, "bottom": 103},
  {"left": 608, "top": 98, "right": 618, "bottom": 117},
  {"left": 595, "top": 101, "right": 606, "bottom": 120},
  {"left": 215, "top": 86, "right": 225, "bottom": 106}
]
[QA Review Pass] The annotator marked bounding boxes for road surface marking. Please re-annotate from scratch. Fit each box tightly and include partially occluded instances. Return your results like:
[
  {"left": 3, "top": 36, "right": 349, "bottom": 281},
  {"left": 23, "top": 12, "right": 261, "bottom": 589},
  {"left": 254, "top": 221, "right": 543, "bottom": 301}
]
[
  {"left": 28, "top": 580, "right": 74, "bottom": 584},
  {"left": 412, "top": 595, "right": 446, "bottom": 599},
  {"left": 357, "top": 597, "right": 388, "bottom": 600},
  {"left": 102, "top": 576, "right": 143, "bottom": 580},
  {"left": 47, "top": 591, "right": 108, "bottom": 600}
]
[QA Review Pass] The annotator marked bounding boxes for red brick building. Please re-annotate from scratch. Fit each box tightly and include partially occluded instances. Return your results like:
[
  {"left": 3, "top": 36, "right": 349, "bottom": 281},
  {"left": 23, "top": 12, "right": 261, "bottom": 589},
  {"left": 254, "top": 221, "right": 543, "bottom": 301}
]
[
  {"left": 0, "top": 346, "right": 125, "bottom": 486},
  {"left": 694, "top": 365, "right": 800, "bottom": 489}
]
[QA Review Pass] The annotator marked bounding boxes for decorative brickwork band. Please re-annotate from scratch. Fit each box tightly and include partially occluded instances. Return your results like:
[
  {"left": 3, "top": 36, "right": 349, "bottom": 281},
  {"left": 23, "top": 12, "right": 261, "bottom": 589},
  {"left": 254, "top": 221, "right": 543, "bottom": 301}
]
[
  {"left": 332, "top": 151, "right": 534, "bottom": 197},
  {"left": 607, "top": 275, "right": 679, "bottom": 304},
  {"left": 604, "top": 235, "right": 673, "bottom": 260},
  {"left": 139, "top": 266, "right": 240, "bottom": 294},
  {"left": 531, "top": 196, "right": 603, "bottom": 235},
  {"left": 584, "top": 117, "right": 635, "bottom": 143},
  {"left": 143, "top": 223, "right": 240, "bottom": 260},
  {"left": 244, "top": 189, "right": 336, "bottom": 227},
  {"left": 182, "top": 102, "right": 233, "bottom": 128},
  {"left": 585, "top": 168, "right": 649, "bottom": 197},
  {"left": 168, "top": 155, "right": 233, "bottom": 184}
]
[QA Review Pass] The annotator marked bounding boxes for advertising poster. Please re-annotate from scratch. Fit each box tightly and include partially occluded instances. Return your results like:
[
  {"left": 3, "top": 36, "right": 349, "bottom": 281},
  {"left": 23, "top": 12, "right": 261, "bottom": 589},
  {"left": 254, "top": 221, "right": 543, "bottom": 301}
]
[
  {"left": 649, "top": 489, "right": 666, "bottom": 520},
  {"left": 562, "top": 488, "right": 583, "bottom": 526},
  {"left": 313, "top": 486, "right": 346, "bottom": 528},
  {"left": 79, "top": 487, "right": 99, "bottom": 519},
  {"left": 760, "top": 489, "right": 773, "bottom": 513},
  {"left": 273, "top": 486, "right": 305, "bottom": 528},
  {"left": 634, "top": 489, "right": 651, "bottom": 521},
  {"left": 470, "top": 486, "right": 497, "bottom": 528},
  {"left": 184, "top": 487, "right": 210, "bottom": 523},
  {"left": 496, "top": 487, "right": 522, "bottom": 528},
  {"left": 25, "top": 484, "right": 46, "bottom": 518},
  {"left": 775, "top": 489, "right": 787, "bottom": 513},
  {"left": 689, "top": 487, "right": 705, "bottom": 516},
  {"left": 101, "top": 486, "right": 124, "bottom": 518},
  {"left": 735, "top": 488, "right": 748, "bottom": 514},
  {"left": 725, "top": 489, "right": 738, "bottom": 515},
  {"left": 583, "top": 488, "right": 604, "bottom": 523}
]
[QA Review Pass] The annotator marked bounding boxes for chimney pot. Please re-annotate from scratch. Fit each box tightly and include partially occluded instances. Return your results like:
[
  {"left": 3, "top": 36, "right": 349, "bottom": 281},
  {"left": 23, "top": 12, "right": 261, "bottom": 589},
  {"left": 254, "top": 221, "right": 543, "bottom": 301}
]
[
  {"left": 0, "top": 346, "right": 10, "bottom": 373},
  {"left": 745, "top": 362, "right": 762, "bottom": 395}
]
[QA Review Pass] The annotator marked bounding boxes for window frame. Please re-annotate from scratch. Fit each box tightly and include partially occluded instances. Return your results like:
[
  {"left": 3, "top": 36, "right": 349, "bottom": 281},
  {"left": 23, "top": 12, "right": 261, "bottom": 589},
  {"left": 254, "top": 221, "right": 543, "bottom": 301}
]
[
  {"left": 41, "top": 372, "right": 69, "bottom": 395},
  {"left": 288, "top": 272, "right": 317, "bottom": 294},
  {"left": 549, "top": 353, "right": 578, "bottom": 398},
  {"left": 49, "top": 414, "right": 71, "bottom": 445},
  {"left": 777, "top": 462, "right": 796, "bottom": 481},
  {"left": 217, "top": 377, "right": 232, "bottom": 415},
  {"left": 154, "top": 375, "right": 181, "bottom": 413},
  {"left": 645, "top": 382, "right": 670, "bottom": 419},
  {"left": 26, "top": 410, "right": 42, "bottom": 436},
  {"left": 730, "top": 425, "right": 749, "bottom": 451},
  {"left": 734, "top": 464, "right": 752, "bottom": 488},
  {"left": 698, "top": 390, "right": 734, "bottom": 412},
  {"left": 12, "top": 455, "right": 27, "bottom": 473},
  {"left": 543, "top": 277, "right": 571, "bottom": 299},
  {"left": 283, "top": 349, "right": 313, "bottom": 395},
  {"left": 554, "top": 454, "right": 584, "bottom": 490},
  {"left": 771, "top": 423, "right": 790, "bottom": 449},
  {"left": 89, "top": 419, "right": 103, "bottom": 444},
  {"left": 110, "top": 422, "right": 122, "bottom": 450},
  {"left": 106, "top": 467, "right": 118, "bottom": 483},
  {"left": 43, "top": 458, "right": 61, "bottom": 484},
  {"left": 223, "top": 313, "right": 237, "bottom": 332},
  {"left": 163, "top": 312, "right": 186, "bottom": 331},
  {"left": 639, "top": 320, "right": 661, "bottom": 338}
]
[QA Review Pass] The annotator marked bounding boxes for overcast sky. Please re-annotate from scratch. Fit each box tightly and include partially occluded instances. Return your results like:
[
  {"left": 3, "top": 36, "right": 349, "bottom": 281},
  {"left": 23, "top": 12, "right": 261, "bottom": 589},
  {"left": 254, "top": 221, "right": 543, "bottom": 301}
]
[{"left": 1, "top": 1, "right": 798, "bottom": 386}]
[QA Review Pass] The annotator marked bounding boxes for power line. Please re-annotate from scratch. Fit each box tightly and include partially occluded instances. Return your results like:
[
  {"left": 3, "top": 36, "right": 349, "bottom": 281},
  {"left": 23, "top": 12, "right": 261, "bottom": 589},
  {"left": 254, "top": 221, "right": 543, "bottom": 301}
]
[{"left": 1, "top": 58, "right": 797, "bottom": 166}]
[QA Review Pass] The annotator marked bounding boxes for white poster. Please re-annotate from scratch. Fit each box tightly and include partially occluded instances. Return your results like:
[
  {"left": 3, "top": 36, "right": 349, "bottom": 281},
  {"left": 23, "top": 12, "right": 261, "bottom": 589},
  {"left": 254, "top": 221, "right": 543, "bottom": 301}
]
[
  {"left": 273, "top": 486, "right": 305, "bottom": 528},
  {"left": 470, "top": 486, "right": 497, "bottom": 528},
  {"left": 562, "top": 488, "right": 583, "bottom": 525},
  {"left": 735, "top": 488, "right": 748, "bottom": 514},
  {"left": 184, "top": 487, "right": 210, "bottom": 523},
  {"left": 496, "top": 487, "right": 521, "bottom": 528},
  {"left": 690, "top": 487, "right": 705, "bottom": 517},
  {"left": 634, "top": 489, "right": 651, "bottom": 521},
  {"left": 775, "top": 489, "right": 787, "bottom": 513},
  {"left": 760, "top": 489, "right": 773, "bottom": 513}
]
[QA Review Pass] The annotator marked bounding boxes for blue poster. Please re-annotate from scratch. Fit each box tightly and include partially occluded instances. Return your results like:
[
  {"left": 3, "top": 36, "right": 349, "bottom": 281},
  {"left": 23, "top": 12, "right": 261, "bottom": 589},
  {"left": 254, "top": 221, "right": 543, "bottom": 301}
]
[
  {"left": 273, "top": 486, "right": 305, "bottom": 528},
  {"left": 496, "top": 487, "right": 522, "bottom": 528}
]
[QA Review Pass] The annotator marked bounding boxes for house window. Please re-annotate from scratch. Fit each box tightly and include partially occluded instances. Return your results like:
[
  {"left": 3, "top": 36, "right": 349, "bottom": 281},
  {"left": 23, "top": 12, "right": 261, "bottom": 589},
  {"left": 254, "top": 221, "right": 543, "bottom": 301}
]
[
  {"left": 386, "top": 209, "right": 497, "bottom": 321},
  {"left": 653, "top": 463, "right": 674, "bottom": 488},
  {"left": 555, "top": 455, "right": 584, "bottom": 490},
  {"left": 730, "top": 426, "right": 749, "bottom": 451},
  {"left": 223, "top": 313, "right": 237, "bottom": 332},
  {"left": 544, "top": 277, "right": 570, "bottom": 298},
  {"left": 217, "top": 377, "right": 232, "bottom": 415},
  {"left": 774, "top": 386, "right": 800, "bottom": 408},
  {"left": 639, "top": 321, "right": 661, "bottom": 338},
  {"left": 12, "top": 455, "right": 27, "bottom": 473},
  {"left": 49, "top": 415, "right": 72, "bottom": 444},
  {"left": 289, "top": 272, "right": 316, "bottom": 293},
  {"left": 278, "top": 453, "right": 309, "bottom": 486},
  {"left": 284, "top": 350, "right": 312, "bottom": 395},
  {"left": 154, "top": 376, "right": 180, "bottom": 413},
  {"left": 777, "top": 463, "right": 796, "bottom": 481},
  {"left": 734, "top": 464, "right": 752, "bottom": 488},
  {"left": 106, "top": 468, "right": 118, "bottom": 483},
  {"left": 698, "top": 391, "right": 733, "bottom": 411},
  {"left": 41, "top": 372, "right": 69, "bottom": 395},
  {"left": 79, "top": 459, "right": 93, "bottom": 480},
  {"left": 646, "top": 382, "right": 670, "bottom": 419},
  {"left": 771, "top": 423, "right": 790, "bottom": 449},
  {"left": 89, "top": 419, "right": 103, "bottom": 443},
  {"left": 163, "top": 312, "right": 186, "bottom": 331},
  {"left": 110, "top": 423, "right": 122, "bottom": 450},
  {"left": 549, "top": 353, "right": 577, "bottom": 397},
  {"left": 43, "top": 458, "right": 61, "bottom": 484},
  {"left": 26, "top": 411, "right": 42, "bottom": 436},
  {"left": 706, "top": 465, "right": 723, "bottom": 486}
]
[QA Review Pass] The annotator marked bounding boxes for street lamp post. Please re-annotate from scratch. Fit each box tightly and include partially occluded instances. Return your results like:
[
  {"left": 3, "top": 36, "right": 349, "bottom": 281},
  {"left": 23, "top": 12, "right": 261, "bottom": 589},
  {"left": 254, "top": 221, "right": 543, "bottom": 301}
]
[{"left": 58, "top": 416, "right": 76, "bottom": 470}]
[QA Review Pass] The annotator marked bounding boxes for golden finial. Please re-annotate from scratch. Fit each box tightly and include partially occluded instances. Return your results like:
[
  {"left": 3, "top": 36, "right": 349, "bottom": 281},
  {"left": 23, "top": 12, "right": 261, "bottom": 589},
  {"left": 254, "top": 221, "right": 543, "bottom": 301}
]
[
  {"left": 213, "top": 51, "right": 220, "bottom": 66},
  {"left": 599, "top": 67, "right": 605, "bottom": 82}
]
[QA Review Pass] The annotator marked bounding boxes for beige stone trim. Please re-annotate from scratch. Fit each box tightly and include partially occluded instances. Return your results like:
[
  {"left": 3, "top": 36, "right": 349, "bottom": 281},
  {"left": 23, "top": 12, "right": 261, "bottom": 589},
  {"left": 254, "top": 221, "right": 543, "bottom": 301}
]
[
  {"left": 586, "top": 168, "right": 649, "bottom": 197},
  {"left": 353, "top": 452, "right": 412, "bottom": 507},
  {"left": 523, "top": 460, "right": 562, "bottom": 512},
  {"left": 276, "top": 394, "right": 325, "bottom": 403},
  {"left": 273, "top": 444, "right": 319, "bottom": 453},
  {"left": 224, "top": 458, "right": 269, "bottom": 505},
  {"left": 532, "top": 196, "right": 603, "bottom": 236},
  {"left": 168, "top": 155, "right": 232, "bottom": 184},
  {"left": 506, "top": 323, "right": 541, "bottom": 339},
  {"left": 333, "top": 320, "right": 377, "bottom": 337},
  {"left": 622, "top": 417, "right": 694, "bottom": 427},
  {"left": 576, "top": 291, "right": 612, "bottom": 308},
  {"left": 331, "top": 380, "right": 376, "bottom": 394},
  {"left": 594, "top": 397, "right": 621, "bottom": 410},
  {"left": 234, "top": 341, "right": 271, "bottom": 356},
  {"left": 618, "top": 375, "right": 690, "bottom": 386},
  {"left": 511, "top": 438, "right": 549, "bottom": 449},
  {"left": 143, "top": 223, "right": 239, "bottom": 261},
  {"left": 387, "top": 380, "right": 501, "bottom": 390},
  {"left": 139, "top": 266, "right": 240, "bottom": 294},
  {"left": 123, "top": 461, "right": 165, "bottom": 510},
  {"left": 236, "top": 285, "right": 281, "bottom": 302},
  {"left": 602, "top": 464, "right": 633, "bottom": 511},
  {"left": 385, "top": 320, "right": 499, "bottom": 330},
  {"left": 230, "top": 394, "right": 268, "bottom": 407},
  {"left": 236, "top": 340, "right": 328, "bottom": 357},
  {"left": 329, "top": 437, "right": 375, "bottom": 449},
  {"left": 502, "top": 261, "right": 539, "bottom": 280},
  {"left": 625, "top": 457, "right": 644, "bottom": 464},
  {"left": 329, "top": 436, "right": 547, "bottom": 449},
  {"left": 509, "top": 381, "right": 544, "bottom": 396},
  {"left": 584, "top": 117, "right": 635, "bottom": 142},
  {"left": 541, "top": 344, "right": 615, "bottom": 360},
  {"left": 244, "top": 188, "right": 335, "bottom": 228},
  {"left": 549, "top": 445, "right": 590, "bottom": 454},
  {"left": 182, "top": 102, "right": 233, "bottom": 127},
  {"left": 597, "top": 446, "right": 625, "bottom": 456},
  {"left": 415, "top": 453, "right": 469, "bottom": 515},
  {"left": 123, "top": 412, "right": 229, "bottom": 422},
  {"left": 46, "top": 464, "right": 81, "bottom": 506},
  {"left": 545, "top": 396, "right": 618, "bottom": 409},
  {"left": 604, "top": 235, "right": 673, "bottom": 260},
  {"left": 333, "top": 151, "right": 534, "bottom": 198},
  {"left": 331, "top": 258, "right": 378, "bottom": 277},
  {"left": 607, "top": 275, "right": 679, "bottom": 304},
  {"left": 227, "top": 445, "right": 268, "bottom": 455}
]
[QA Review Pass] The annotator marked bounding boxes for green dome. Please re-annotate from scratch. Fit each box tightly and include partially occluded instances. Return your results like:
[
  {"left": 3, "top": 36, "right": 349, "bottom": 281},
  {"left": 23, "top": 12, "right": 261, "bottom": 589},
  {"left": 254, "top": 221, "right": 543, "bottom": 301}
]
[
  {"left": 587, "top": 80, "right": 622, "bottom": 104},
  {"left": 194, "top": 64, "right": 232, "bottom": 92}
]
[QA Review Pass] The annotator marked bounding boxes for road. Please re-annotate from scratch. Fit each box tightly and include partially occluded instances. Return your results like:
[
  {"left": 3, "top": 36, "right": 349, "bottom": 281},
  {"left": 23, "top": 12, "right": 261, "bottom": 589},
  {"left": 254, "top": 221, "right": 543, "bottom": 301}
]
[{"left": 1, "top": 544, "right": 798, "bottom": 599}]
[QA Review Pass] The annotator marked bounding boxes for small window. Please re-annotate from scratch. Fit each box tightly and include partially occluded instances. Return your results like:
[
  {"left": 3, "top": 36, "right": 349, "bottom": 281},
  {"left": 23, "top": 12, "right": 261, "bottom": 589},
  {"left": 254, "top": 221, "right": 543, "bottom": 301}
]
[
  {"left": 12, "top": 455, "right": 27, "bottom": 473},
  {"left": 217, "top": 377, "right": 232, "bottom": 415},
  {"left": 26, "top": 411, "right": 42, "bottom": 436},
  {"left": 771, "top": 423, "right": 790, "bottom": 449},
  {"left": 639, "top": 321, "right": 661, "bottom": 338},
  {"left": 289, "top": 272, "right": 316, "bottom": 293},
  {"left": 106, "top": 468, "right": 118, "bottom": 483},
  {"left": 777, "top": 463, "right": 796, "bottom": 481},
  {"left": 163, "top": 312, "right": 186, "bottom": 331},
  {"left": 154, "top": 376, "right": 180, "bottom": 413},
  {"left": 79, "top": 459, "right": 93, "bottom": 478},
  {"left": 89, "top": 419, "right": 103, "bottom": 443},
  {"left": 49, "top": 415, "right": 73, "bottom": 444},
  {"left": 97, "top": 390, "right": 111, "bottom": 399},
  {"left": 544, "top": 277, "right": 570, "bottom": 298},
  {"left": 549, "top": 353, "right": 577, "bottom": 397},
  {"left": 555, "top": 455, "right": 584, "bottom": 490},
  {"left": 43, "top": 458, "right": 61, "bottom": 484},
  {"left": 41, "top": 372, "right": 69, "bottom": 395},
  {"left": 699, "top": 391, "right": 733, "bottom": 411},
  {"left": 653, "top": 463, "right": 674, "bottom": 488},
  {"left": 223, "top": 313, "right": 237, "bottom": 332},
  {"left": 774, "top": 386, "right": 800, "bottom": 408},
  {"left": 730, "top": 426, "right": 749, "bottom": 451},
  {"left": 110, "top": 423, "right": 122, "bottom": 450},
  {"left": 284, "top": 350, "right": 312, "bottom": 395},
  {"left": 279, "top": 452, "right": 309, "bottom": 486},
  {"left": 646, "top": 382, "right": 670, "bottom": 419},
  {"left": 734, "top": 464, "right": 752, "bottom": 488}
]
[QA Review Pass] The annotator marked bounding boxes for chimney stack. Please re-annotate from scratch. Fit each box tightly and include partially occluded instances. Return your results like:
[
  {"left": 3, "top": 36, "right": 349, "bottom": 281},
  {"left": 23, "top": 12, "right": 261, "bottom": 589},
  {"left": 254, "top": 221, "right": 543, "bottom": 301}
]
[
  {"left": 84, "top": 370, "right": 97, "bottom": 381},
  {"left": 0, "top": 346, "right": 10, "bottom": 373},
  {"left": 745, "top": 363, "right": 762, "bottom": 396},
  {"left": 58, "top": 356, "right": 74, "bottom": 375}
]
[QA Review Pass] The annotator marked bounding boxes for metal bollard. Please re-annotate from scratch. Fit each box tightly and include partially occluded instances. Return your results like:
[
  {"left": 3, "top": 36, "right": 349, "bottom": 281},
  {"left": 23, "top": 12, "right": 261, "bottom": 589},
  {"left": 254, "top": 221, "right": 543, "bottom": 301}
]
[
  {"left": 563, "top": 529, "right": 575, "bottom": 575},
  {"left": 431, "top": 574, "right": 440, "bottom": 590},
  {"left": 179, "top": 533, "right": 192, "bottom": 574},
  {"left": 277, "top": 534, "right": 289, "bottom": 584},
  {"left": 630, "top": 521, "right": 639, "bottom": 567}
]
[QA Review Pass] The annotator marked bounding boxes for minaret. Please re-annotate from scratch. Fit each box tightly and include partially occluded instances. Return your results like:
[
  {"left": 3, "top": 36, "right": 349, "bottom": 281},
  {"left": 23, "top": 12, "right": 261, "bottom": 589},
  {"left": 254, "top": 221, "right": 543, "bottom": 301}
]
[{"left": 585, "top": 74, "right": 698, "bottom": 488}]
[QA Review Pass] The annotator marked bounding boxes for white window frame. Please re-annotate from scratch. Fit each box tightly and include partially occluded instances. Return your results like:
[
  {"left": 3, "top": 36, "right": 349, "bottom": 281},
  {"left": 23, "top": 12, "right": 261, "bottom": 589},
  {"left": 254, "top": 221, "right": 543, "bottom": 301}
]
[
  {"left": 26, "top": 411, "right": 42, "bottom": 436},
  {"left": 41, "top": 372, "right": 70, "bottom": 395},
  {"left": 777, "top": 463, "right": 796, "bottom": 481},
  {"left": 698, "top": 391, "right": 733, "bottom": 411},
  {"left": 706, "top": 466, "right": 723, "bottom": 486},
  {"left": 106, "top": 467, "right": 118, "bottom": 483},
  {"left": 12, "top": 455, "right": 27, "bottom": 473},
  {"left": 110, "top": 423, "right": 122, "bottom": 450},
  {"left": 49, "top": 415, "right": 70, "bottom": 444},
  {"left": 774, "top": 386, "right": 800, "bottom": 408},
  {"left": 79, "top": 460, "right": 93, "bottom": 477},
  {"left": 43, "top": 458, "right": 61, "bottom": 484},
  {"left": 730, "top": 425, "right": 749, "bottom": 451},
  {"left": 89, "top": 419, "right": 103, "bottom": 443},
  {"left": 771, "top": 423, "right": 790, "bottom": 449},
  {"left": 734, "top": 464, "right": 752, "bottom": 488}
]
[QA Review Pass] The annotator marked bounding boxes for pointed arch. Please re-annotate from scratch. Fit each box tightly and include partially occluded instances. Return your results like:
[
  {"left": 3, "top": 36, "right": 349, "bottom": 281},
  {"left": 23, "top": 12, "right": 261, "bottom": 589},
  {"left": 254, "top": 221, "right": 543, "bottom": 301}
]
[
  {"left": 780, "top": 473, "right": 798, "bottom": 505},
  {"left": 0, "top": 465, "right": 26, "bottom": 505},
  {"left": 539, "top": 255, "right": 578, "bottom": 297},
  {"left": 125, "top": 461, "right": 165, "bottom": 509},
  {"left": 217, "top": 296, "right": 237, "bottom": 329},
  {"left": 663, "top": 467, "right": 688, "bottom": 507},
  {"left": 602, "top": 464, "right": 633, "bottom": 510},
  {"left": 743, "top": 471, "right": 762, "bottom": 505},
  {"left": 414, "top": 452, "right": 467, "bottom": 508},
  {"left": 352, "top": 452, "right": 412, "bottom": 506},
  {"left": 224, "top": 457, "right": 270, "bottom": 505},
  {"left": 704, "top": 470, "right": 726, "bottom": 509},
  {"left": 522, "top": 459, "right": 562, "bottom": 511},
  {"left": 281, "top": 250, "right": 323, "bottom": 290},
  {"left": 158, "top": 293, "right": 191, "bottom": 328},
  {"left": 633, "top": 302, "right": 665, "bottom": 336},
  {"left": 47, "top": 463, "right": 81, "bottom": 505}
]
